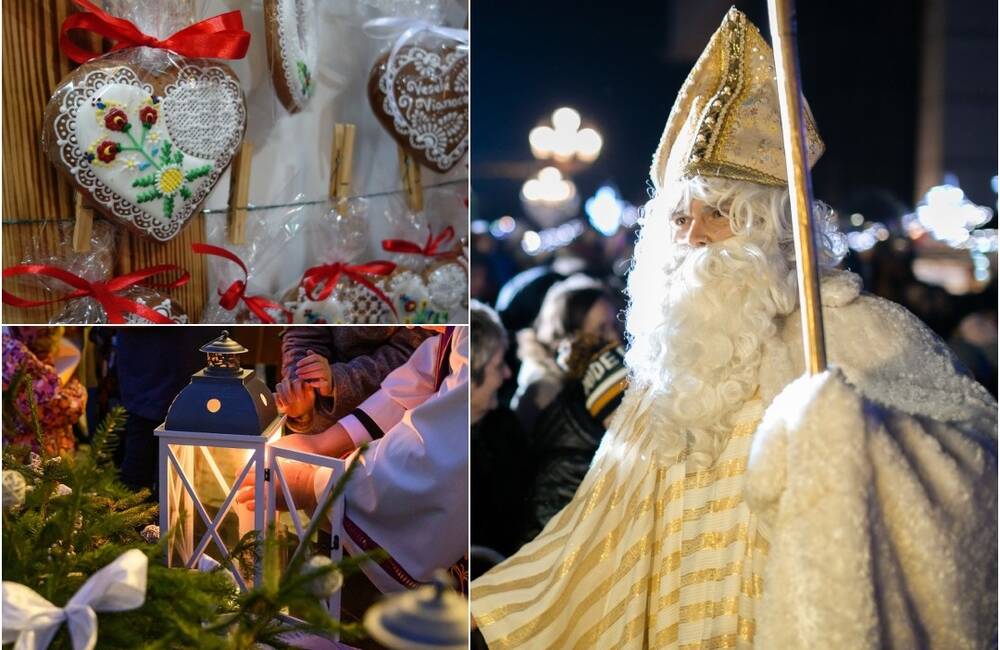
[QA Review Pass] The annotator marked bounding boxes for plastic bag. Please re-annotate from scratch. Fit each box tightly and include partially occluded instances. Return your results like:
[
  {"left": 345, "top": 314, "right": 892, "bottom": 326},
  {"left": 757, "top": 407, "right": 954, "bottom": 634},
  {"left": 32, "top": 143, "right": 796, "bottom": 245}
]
[{"left": 5, "top": 221, "right": 189, "bottom": 324}]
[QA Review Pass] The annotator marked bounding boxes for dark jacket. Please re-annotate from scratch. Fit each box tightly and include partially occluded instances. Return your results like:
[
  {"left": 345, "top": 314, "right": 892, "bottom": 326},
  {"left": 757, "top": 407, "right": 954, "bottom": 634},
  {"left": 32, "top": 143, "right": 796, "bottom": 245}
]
[
  {"left": 280, "top": 326, "right": 432, "bottom": 434},
  {"left": 519, "top": 380, "right": 607, "bottom": 545}
]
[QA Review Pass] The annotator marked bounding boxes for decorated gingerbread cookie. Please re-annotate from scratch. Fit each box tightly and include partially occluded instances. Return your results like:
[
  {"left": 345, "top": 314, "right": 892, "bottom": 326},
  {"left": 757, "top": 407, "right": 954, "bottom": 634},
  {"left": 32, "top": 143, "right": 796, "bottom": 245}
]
[
  {"left": 368, "top": 41, "right": 469, "bottom": 173},
  {"left": 264, "top": 0, "right": 318, "bottom": 113},
  {"left": 283, "top": 282, "right": 396, "bottom": 324},
  {"left": 384, "top": 258, "right": 467, "bottom": 323},
  {"left": 43, "top": 51, "right": 246, "bottom": 241}
]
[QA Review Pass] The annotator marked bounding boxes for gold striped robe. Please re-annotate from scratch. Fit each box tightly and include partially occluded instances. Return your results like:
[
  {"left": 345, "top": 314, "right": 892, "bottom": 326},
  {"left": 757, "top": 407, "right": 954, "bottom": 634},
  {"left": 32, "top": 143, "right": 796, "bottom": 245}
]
[{"left": 472, "top": 396, "right": 769, "bottom": 649}]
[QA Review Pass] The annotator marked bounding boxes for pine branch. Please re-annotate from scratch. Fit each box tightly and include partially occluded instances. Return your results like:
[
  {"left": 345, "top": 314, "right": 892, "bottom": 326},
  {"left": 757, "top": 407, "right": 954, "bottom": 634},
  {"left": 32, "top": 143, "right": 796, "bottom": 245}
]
[{"left": 90, "top": 405, "right": 126, "bottom": 467}]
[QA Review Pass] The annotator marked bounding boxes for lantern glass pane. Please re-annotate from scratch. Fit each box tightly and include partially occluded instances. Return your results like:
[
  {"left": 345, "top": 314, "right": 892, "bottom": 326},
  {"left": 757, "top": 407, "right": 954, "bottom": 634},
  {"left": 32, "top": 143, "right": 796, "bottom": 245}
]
[
  {"left": 272, "top": 455, "right": 334, "bottom": 620},
  {"left": 165, "top": 443, "right": 260, "bottom": 586}
]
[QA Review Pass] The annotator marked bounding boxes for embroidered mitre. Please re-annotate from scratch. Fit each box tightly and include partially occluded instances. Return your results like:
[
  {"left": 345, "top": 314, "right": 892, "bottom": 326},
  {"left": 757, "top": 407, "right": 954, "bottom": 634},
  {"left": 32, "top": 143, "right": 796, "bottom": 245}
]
[{"left": 650, "top": 7, "right": 824, "bottom": 190}]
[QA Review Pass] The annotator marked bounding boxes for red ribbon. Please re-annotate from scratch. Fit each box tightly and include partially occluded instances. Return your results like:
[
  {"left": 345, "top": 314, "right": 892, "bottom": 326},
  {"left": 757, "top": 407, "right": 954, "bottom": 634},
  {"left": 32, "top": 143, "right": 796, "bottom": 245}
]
[
  {"left": 301, "top": 261, "right": 398, "bottom": 316},
  {"left": 192, "top": 244, "right": 291, "bottom": 324},
  {"left": 60, "top": 0, "right": 250, "bottom": 64},
  {"left": 2, "top": 264, "right": 189, "bottom": 324},
  {"left": 381, "top": 226, "right": 457, "bottom": 259}
]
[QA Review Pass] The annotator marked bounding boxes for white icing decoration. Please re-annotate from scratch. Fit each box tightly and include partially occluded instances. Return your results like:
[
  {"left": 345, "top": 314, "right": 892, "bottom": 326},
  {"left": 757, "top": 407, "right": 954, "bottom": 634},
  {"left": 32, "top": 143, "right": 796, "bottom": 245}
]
[
  {"left": 124, "top": 296, "right": 189, "bottom": 324},
  {"left": 378, "top": 46, "right": 468, "bottom": 170},
  {"left": 54, "top": 66, "right": 245, "bottom": 242},
  {"left": 426, "top": 263, "right": 467, "bottom": 312},
  {"left": 162, "top": 68, "right": 245, "bottom": 160},
  {"left": 273, "top": 0, "right": 317, "bottom": 110},
  {"left": 286, "top": 285, "right": 393, "bottom": 324}
]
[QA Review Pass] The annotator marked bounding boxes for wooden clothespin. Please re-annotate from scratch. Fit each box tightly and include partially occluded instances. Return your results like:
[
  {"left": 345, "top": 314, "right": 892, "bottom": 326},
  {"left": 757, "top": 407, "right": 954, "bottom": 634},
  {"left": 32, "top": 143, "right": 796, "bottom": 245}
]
[
  {"left": 329, "top": 123, "right": 356, "bottom": 211},
  {"left": 73, "top": 193, "right": 95, "bottom": 252},
  {"left": 227, "top": 140, "right": 254, "bottom": 245},
  {"left": 397, "top": 145, "right": 424, "bottom": 213}
]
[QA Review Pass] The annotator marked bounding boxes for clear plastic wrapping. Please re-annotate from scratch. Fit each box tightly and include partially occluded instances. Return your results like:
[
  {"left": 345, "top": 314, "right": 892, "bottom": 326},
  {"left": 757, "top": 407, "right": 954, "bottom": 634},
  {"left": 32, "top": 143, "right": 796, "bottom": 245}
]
[
  {"left": 8, "top": 221, "right": 188, "bottom": 324},
  {"left": 41, "top": 0, "right": 249, "bottom": 243}
]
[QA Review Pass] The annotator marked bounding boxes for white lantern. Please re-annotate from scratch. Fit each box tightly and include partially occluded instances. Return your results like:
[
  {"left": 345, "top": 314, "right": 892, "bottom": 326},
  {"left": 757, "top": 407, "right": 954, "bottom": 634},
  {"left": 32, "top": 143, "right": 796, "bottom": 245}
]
[{"left": 156, "top": 331, "right": 281, "bottom": 590}]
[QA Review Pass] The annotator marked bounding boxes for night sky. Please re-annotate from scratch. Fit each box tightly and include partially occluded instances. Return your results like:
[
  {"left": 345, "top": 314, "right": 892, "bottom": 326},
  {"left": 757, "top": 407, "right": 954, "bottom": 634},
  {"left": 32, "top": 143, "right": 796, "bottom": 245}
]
[{"left": 471, "top": 0, "right": 997, "bottom": 227}]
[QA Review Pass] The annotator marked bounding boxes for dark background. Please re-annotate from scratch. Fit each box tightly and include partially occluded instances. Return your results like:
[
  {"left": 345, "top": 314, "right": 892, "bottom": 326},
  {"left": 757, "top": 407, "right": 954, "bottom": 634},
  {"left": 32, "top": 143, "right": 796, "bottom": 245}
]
[{"left": 470, "top": 0, "right": 998, "bottom": 221}]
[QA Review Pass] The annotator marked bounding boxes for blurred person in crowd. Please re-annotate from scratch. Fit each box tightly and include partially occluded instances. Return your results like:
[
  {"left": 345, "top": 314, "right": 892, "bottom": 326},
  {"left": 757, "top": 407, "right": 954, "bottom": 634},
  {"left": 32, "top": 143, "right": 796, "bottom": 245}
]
[
  {"left": 277, "top": 327, "right": 431, "bottom": 434},
  {"left": 511, "top": 274, "right": 622, "bottom": 433},
  {"left": 949, "top": 306, "right": 998, "bottom": 397},
  {"left": 469, "top": 301, "right": 532, "bottom": 574},
  {"left": 114, "top": 328, "right": 209, "bottom": 495},
  {"left": 471, "top": 9, "right": 996, "bottom": 648},
  {"left": 519, "top": 336, "right": 627, "bottom": 546},
  {"left": 2, "top": 327, "right": 86, "bottom": 456}
]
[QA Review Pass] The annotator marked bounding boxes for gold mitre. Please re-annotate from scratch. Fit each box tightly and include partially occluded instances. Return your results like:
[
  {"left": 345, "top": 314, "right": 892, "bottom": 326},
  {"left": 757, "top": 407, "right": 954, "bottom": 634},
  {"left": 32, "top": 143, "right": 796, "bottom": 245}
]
[{"left": 650, "top": 7, "right": 824, "bottom": 191}]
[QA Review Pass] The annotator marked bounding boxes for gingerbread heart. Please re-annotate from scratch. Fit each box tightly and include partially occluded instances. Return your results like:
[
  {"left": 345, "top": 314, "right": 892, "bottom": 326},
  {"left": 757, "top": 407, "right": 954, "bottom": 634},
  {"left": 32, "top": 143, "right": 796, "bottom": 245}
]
[
  {"left": 368, "top": 42, "right": 469, "bottom": 173},
  {"left": 264, "top": 0, "right": 317, "bottom": 113},
  {"left": 43, "top": 51, "right": 246, "bottom": 241}
]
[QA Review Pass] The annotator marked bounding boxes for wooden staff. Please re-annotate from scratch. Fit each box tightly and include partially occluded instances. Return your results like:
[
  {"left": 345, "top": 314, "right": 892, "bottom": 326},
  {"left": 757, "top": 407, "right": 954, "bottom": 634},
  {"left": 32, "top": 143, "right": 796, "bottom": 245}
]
[
  {"left": 227, "top": 140, "right": 254, "bottom": 245},
  {"left": 768, "top": 0, "right": 827, "bottom": 375}
]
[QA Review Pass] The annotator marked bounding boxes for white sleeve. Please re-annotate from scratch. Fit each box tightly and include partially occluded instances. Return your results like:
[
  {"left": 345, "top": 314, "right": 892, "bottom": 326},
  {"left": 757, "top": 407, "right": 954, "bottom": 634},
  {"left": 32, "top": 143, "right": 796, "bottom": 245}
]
[{"left": 339, "top": 334, "right": 442, "bottom": 446}]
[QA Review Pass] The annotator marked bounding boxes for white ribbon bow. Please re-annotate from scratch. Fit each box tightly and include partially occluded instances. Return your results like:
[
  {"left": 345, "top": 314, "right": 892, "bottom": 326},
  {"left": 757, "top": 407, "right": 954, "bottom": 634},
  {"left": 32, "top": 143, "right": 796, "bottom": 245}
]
[
  {"left": 363, "top": 16, "right": 469, "bottom": 75},
  {"left": 2, "top": 549, "right": 148, "bottom": 650}
]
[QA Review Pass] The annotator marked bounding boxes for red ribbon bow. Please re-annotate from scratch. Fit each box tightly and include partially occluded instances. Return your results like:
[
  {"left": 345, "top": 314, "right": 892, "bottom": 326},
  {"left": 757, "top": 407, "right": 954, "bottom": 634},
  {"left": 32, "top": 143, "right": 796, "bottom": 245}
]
[
  {"left": 2, "top": 263, "right": 189, "bottom": 324},
  {"left": 381, "top": 226, "right": 457, "bottom": 259},
  {"left": 60, "top": 0, "right": 251, "bottom": 64},
  {"left": 301, "top": 261, "right": 398, "bottom": 316},
  {"left": 192, "top": 244, "right": 291, "bottom": 324}
]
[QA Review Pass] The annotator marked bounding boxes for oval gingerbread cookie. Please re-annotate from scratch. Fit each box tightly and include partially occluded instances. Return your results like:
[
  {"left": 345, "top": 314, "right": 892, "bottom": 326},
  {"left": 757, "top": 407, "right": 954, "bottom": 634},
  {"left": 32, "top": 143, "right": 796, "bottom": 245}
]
[{"left": 264, "top": 0, "right": 318, "bottom": 113}]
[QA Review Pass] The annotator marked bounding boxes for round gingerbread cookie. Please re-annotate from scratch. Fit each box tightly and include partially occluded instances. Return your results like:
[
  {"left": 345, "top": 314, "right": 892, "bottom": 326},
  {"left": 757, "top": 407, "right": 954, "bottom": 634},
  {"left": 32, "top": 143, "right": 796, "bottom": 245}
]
[
  {"left": 42, "top": 50, "right": 247, "bottom": 242},
  {"left": 264, "top": 0, "right": 318, "bottom": 113}
]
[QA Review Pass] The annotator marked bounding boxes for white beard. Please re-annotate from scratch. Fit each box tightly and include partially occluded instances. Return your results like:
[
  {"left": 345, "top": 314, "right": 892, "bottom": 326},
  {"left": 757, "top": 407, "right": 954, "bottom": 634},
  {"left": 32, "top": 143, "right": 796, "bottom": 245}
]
[{"left": 625, "top": 234, "right": 796, "bottom": 467}]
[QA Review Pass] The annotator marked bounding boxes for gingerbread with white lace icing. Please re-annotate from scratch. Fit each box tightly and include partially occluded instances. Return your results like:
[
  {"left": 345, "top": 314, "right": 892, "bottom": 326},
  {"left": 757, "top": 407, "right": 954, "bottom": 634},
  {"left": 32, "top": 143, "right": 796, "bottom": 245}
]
[
  {"left": 368, "top": 42, "right": 469, "bottom": 173},
  {"left": 43, "top": 51, "right": 246, "bottom": 241},
  {"left": 264, "top": 0, "right": 317, "bottom": 113}
]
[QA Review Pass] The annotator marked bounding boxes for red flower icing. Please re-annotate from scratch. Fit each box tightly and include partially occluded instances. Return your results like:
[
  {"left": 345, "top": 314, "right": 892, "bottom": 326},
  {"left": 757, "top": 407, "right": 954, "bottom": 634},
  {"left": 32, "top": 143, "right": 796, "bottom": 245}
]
[
  {"left": 104, "top": 108, "right": 129, "bottom": 131},
  {"left": 96, "top": 140, "right": 119, "bottom": 163},
  {"left": 139, "top": 106, "right": 157, "bottom": 126}
]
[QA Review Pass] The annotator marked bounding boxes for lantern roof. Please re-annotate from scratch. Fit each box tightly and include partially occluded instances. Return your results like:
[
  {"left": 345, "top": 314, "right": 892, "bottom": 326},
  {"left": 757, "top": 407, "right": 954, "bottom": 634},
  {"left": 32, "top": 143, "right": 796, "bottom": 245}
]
[{"left": 199, "top": 330, "right": 248, "bottom": 356}]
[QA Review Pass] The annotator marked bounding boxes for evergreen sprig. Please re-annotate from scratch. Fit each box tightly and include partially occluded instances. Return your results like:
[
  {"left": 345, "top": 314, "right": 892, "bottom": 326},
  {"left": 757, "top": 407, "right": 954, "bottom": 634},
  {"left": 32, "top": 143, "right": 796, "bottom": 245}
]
[{"left": 3, "top": 375, "right": 380, "bottom": 648}]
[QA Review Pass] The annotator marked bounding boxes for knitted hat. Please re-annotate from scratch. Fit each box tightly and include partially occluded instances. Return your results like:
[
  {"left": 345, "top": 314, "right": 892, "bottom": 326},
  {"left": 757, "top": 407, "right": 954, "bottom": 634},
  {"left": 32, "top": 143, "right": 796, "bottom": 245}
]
[{"left": 581, "top": 343, "right": 627, "bottom": 424}]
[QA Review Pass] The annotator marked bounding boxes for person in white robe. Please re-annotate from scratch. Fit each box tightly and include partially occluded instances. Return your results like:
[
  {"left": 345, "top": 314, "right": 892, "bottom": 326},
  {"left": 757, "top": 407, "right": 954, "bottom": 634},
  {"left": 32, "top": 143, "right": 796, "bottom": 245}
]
[
  {"left": 238, "top": 326, "right": 469, "bottom": 593},
  {"left": 469, "top": 9, "right": 997, "bottom": 649}
]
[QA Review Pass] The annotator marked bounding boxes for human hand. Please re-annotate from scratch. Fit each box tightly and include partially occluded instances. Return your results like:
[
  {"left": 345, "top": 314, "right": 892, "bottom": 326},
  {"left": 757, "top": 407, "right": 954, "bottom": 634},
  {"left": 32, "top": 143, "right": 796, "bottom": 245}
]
[
  {"left": 276, "top": 378, "right": 315, "bottom": 418},
  {"left": 236, "top": 460, "right": 318, "bottom": 512},
  {"left": 296, "top": 350, "right": 334, "bottom": 397}
]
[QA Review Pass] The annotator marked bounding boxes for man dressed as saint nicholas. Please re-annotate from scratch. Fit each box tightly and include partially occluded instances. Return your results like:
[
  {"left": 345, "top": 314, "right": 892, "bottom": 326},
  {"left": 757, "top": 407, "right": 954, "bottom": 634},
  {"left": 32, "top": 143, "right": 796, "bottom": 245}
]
[{"left": 470, "top": 8, "right": 997, "bottom": 649}]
